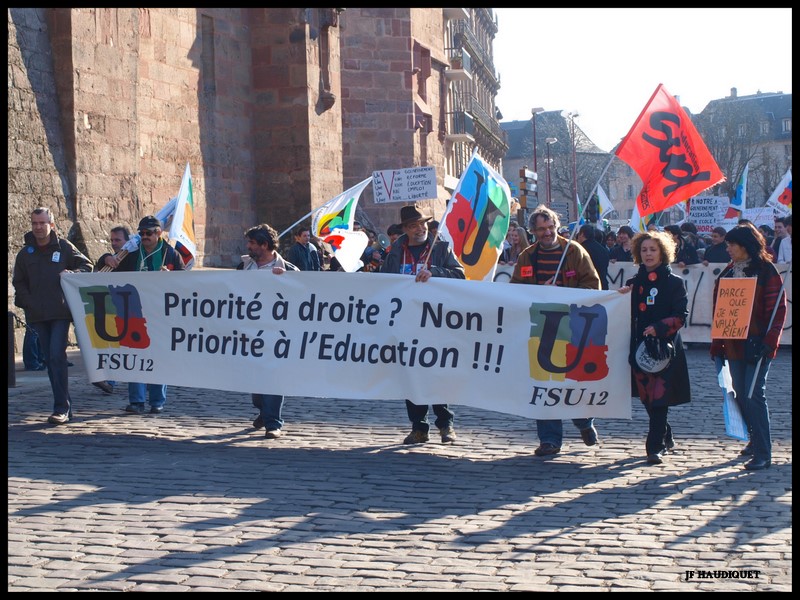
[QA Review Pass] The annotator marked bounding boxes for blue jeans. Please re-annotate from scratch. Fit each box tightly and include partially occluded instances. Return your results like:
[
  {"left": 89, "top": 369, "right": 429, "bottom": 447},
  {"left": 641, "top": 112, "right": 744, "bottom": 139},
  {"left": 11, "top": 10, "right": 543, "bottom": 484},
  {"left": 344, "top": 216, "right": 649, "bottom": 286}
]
[
  {"left": 536, "top": 418, "right": 594, "bottom": 447},
  {"left": 30, "top": 319, "right": 72, "bottom": 417},
  {"left": 128, "top": 382, "right": 167, "bottom": 408},
  {"left": 252, "top": 393, "right": 284, "bottom": 431},
  {"left": 405, "top": 400, "right": 453, "bottom": 433},
  {"left": 728, "top": 358, "right": 773, "bottom": 463},
  {"left": 23, "top": 326, "right": 46, "bottom": 370}
]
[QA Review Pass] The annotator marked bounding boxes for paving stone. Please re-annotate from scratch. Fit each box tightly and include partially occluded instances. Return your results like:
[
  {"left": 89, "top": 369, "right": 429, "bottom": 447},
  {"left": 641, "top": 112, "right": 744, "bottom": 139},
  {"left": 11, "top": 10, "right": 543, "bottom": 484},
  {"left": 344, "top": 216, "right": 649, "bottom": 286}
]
[{"left": 7, "top": 347, "right": 792, "bottom": 591}]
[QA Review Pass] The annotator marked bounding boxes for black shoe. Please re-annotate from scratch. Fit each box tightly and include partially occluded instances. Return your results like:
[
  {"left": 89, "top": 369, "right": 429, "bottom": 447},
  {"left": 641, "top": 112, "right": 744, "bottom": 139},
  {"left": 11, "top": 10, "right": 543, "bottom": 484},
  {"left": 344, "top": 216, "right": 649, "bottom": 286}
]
[
  {"left": 646, "top": 451, "right": 665, "bottom": 465},
  {"left": 92, "top": 381, "right": 114, "bottom": 395},
  {"left": 124, "top": 403, "right": 145, "bottom": 414},
  {"left": 534, "top": 443, "right": 561, "bottom": 456},
  {"left": 253, "top": 415, "right": 264, "bottom": 430},
  {"left": 149, "top": 406, "right": 164, "bottom": 414},
  {"left": 580, "top": 425, "right": 598, "bottom": 446},
  {"left": 403, "top": 430, "right": 429, "bottom": 445},
  {"left": 664, "top": 436, "right": 675, "bottom": 451},
  {"left": 744, "top": 459, "right": 771, "bottom": 471},
  {"left": 739, "top": 443, "right": 754, "bottom": 457}
]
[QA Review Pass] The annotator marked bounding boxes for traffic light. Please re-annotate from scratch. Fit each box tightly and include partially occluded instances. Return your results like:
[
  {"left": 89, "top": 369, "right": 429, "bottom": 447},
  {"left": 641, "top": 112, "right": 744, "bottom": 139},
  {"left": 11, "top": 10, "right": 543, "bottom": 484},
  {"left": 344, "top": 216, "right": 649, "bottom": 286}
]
[
  {"left": 586, "top": 193, "right": 599, "bottom": 222},
  {"left": 518, "top": 167, "right": 537, "bottom": 208}
]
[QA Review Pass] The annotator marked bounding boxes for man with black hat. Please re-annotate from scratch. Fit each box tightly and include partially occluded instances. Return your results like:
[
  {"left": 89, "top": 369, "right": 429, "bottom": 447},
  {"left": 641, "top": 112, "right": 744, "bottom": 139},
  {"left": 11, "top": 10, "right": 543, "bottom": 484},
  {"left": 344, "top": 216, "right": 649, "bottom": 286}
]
[
  {"left": 114, "top": 215, "right": 184, "bottom": 415},
  {"left": 381, "top": 204, "right": 465, "bottom": 444}
]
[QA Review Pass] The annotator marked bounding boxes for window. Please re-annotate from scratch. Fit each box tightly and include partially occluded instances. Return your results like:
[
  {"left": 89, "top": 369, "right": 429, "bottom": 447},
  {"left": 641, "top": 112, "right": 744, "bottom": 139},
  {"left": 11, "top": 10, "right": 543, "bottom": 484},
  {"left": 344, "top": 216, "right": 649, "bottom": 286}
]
[
  {"left": 626, "top": 185, "right": 634, "bottom": 200},
  {"left": 782, "top": 118, "right": 792, "bottom": 133},
  {"left": 760, "top": 121, "right": 770, "bottom": 135},
  {"left": 738, "top": 124, "right": 746, "bottom": 137}
]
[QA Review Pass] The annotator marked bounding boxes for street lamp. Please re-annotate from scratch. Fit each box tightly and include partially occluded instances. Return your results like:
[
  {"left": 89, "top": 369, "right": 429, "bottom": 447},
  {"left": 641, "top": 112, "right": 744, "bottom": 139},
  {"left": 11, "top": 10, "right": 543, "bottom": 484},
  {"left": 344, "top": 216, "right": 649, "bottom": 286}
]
[
  {"left": 563, "top": 110, "right": 580, "bottom": 221},
  {"left": 531, "top": 107, "right": 544, "bottom": 179},
  {"left": 545, "top": 137, "right": 557, "bottom": 207}
]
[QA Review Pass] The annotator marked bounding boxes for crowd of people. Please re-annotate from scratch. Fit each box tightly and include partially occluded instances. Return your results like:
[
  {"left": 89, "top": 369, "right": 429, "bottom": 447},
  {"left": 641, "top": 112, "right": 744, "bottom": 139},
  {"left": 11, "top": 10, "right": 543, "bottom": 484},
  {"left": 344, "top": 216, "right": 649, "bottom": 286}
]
[{"left": 12, "top": 204, "right": 791, "bottom": 469}]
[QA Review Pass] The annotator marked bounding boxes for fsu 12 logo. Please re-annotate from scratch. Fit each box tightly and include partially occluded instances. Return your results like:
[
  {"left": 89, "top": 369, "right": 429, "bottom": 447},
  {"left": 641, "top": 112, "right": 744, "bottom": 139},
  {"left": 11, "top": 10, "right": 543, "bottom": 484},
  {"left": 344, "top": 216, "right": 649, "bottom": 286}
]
[
  {"left": 79, "top": 284, "right": 151, "bottom": 349},
  {"left": 527, "top": 302, "right": 608, "bottom": 382}
]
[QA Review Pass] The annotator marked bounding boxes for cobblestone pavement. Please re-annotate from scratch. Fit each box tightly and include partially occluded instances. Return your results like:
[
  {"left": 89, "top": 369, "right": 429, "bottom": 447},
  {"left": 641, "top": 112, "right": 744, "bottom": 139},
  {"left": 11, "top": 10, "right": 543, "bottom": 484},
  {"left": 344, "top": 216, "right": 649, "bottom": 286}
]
[{"left": 8, "top": 346, "right": 792, "bottom": 591}]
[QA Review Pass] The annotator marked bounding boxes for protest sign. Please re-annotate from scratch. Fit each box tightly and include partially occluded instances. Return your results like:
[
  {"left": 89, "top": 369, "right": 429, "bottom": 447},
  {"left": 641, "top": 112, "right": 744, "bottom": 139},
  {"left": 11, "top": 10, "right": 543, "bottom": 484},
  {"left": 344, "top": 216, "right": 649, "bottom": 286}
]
[
  {"left": 711, "top": 278, "right": 757, "bottom": 339},
  {"left": 62, "top": 271, "right": 631, "bottom": 420}
]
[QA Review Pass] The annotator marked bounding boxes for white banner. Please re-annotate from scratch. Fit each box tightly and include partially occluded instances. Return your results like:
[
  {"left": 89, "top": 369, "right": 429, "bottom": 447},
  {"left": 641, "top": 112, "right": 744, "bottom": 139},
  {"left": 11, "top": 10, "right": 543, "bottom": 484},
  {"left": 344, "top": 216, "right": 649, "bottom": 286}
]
[
  {"left": 495, "top": 263, "right": 793, "bottom": 345},
  {"left": 61, "top": 271, "right": 632, "bottom": 420}
]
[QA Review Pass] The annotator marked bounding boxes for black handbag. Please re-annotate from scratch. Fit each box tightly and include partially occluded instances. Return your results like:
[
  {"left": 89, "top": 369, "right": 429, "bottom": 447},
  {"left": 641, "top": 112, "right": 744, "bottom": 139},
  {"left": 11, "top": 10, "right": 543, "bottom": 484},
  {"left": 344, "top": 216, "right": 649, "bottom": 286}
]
[{"left": 634, "top": 335, "right": 675, "bottom": 374}]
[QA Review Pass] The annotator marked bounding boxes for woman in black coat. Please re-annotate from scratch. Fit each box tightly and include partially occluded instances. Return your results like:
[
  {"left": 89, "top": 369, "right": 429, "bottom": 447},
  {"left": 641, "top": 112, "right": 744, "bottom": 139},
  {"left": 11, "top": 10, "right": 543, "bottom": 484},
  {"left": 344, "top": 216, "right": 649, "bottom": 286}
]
[{"left": 619, "top": 230, "right": 690, "bottom": 465}]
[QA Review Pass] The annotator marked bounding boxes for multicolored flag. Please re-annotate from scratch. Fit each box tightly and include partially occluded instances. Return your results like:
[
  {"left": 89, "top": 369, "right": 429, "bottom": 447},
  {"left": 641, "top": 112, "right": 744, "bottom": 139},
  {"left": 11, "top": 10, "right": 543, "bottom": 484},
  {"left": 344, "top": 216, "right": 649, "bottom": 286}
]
[
  {"left": 167, "top": 163, "right": 197, "bottom": 269},
  {"left": 311, "top": 178, "right": 372, "bottom": 272},
  {"left": 725, "top": 162, "right": 749, "bottom": 218},
  {"left": 766, "top": 169, "right": 792, "bottom": 216},
  {"left": 438, "top": 151, "right": 512, "bottom": 281},
  {"left": 616, "top": 83, "right": 725, "bottom": 217},
  {"left": 312, "top": 178, "right": 371, "bottom": 237}
]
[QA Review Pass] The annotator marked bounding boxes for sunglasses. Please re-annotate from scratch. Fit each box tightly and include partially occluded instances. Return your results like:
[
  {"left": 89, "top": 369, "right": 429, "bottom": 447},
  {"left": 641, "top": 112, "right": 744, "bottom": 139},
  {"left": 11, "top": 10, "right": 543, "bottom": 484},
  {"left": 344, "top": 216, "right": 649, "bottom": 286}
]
[{"left": 139, "top": 229, "right": 158, "bottom": 236}]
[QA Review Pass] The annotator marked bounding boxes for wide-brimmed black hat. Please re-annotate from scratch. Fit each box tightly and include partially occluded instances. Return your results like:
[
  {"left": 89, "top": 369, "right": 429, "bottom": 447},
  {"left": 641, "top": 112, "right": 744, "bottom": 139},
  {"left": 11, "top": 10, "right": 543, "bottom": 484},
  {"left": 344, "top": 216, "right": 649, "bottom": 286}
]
[
  {"left": 138, "top": 215, "right": 162, "bottom": 230},
  {"left": 400, "top": 205, "right": 433, "bottom": 226}
]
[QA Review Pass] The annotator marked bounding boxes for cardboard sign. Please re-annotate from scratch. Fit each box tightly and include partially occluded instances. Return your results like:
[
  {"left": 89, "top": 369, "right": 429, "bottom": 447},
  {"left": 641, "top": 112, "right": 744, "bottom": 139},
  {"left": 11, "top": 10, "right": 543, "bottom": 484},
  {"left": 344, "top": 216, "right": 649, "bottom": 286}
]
[{"left": 711, "top": 278, "right": 757, "bottom": 339}]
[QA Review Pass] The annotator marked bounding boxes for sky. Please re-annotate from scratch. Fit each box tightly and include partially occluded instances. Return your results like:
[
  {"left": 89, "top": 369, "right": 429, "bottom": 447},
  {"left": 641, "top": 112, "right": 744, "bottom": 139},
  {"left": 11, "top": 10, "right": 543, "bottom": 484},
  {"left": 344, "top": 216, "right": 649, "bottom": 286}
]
[{"left": 493, "top": 8, "right": 792, "bottom": 152}]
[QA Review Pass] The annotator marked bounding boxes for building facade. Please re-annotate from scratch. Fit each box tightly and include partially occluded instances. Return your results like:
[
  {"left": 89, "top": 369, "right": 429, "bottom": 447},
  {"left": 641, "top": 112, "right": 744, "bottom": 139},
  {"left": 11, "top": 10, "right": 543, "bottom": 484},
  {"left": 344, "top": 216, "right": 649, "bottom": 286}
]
[{"left": 8, "top": 8, "right": 506, "bottom": 336}]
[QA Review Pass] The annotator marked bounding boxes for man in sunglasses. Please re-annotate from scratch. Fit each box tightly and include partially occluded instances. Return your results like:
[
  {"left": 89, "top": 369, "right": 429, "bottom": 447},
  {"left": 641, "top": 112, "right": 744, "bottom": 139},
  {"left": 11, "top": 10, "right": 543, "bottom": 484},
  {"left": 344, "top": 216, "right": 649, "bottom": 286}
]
[{"left": 113, "top": 215, "right": 184, "bottom": 415}]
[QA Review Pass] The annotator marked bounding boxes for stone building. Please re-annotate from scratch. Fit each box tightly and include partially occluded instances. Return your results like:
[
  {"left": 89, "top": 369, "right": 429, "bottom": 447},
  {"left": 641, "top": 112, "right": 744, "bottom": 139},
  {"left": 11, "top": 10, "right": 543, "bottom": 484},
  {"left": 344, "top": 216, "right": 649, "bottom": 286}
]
[{"left": 8, "top": 8, "right": 506, "bottom": 346}]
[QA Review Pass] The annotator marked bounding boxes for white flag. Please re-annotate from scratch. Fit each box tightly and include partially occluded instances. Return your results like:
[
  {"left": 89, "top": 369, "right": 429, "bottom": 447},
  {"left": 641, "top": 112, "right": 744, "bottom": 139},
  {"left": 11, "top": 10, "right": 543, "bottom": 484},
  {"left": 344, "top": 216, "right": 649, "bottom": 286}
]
[
  {"left": 311, "top": 178, "right": 372, "bottom": 272},
  {"left": 597, "top": 184, "right": 614, "bottom": 218},
  {"left": 167, "top": 163, "right": 197, "bottom": 269},
  {"left": 765, "top": 169, "right": 792, "bottom": 217}
]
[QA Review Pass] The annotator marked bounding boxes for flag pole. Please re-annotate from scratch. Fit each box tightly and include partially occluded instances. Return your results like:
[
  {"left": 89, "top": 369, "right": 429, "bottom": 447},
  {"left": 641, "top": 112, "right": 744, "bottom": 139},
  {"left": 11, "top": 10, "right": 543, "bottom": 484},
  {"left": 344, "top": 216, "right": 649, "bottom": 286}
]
[
  {"left": 552, "top": 152, "right": 616, "bottom": 283},
  {"left": 747, "top": 262, "right": 791, "bottom": 398},
  {"left": 279, "top": 210, "right": 314, "bottom": 240}
]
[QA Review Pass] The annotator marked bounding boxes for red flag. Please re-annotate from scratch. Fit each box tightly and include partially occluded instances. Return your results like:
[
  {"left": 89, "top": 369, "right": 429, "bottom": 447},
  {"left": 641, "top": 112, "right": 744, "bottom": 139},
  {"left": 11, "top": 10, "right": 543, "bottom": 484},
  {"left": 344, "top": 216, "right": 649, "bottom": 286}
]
[{"left": 616, "top": 84, "right": 725, "bottom": 217}]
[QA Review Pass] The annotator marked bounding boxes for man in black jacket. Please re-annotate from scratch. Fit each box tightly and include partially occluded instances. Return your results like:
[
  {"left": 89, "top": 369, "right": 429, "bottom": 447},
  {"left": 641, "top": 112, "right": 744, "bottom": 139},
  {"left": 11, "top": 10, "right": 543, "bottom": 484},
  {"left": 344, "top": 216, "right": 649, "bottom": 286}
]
[
  {"left": 13, "top": 207, "right": 93, "bottom": 425},
  {"left": 577, "top": 224, "right": 610, "bottom": 290},
  {"left": 285, "top": 225, "right": 321, "bottom": 271},
  {"left": 381, "top": 205, "right": 465, "bottom": 445}
]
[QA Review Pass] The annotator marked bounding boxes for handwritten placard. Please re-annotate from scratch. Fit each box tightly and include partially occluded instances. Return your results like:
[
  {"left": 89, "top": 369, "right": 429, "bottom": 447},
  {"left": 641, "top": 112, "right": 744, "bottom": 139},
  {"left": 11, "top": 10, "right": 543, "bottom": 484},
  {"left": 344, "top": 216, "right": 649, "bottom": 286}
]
[
  {"left": 372, "top": 166, "right": 438, "bottom": 204},
  {"left": 711, "top": 278, "right": 757, "bottom": 339}
]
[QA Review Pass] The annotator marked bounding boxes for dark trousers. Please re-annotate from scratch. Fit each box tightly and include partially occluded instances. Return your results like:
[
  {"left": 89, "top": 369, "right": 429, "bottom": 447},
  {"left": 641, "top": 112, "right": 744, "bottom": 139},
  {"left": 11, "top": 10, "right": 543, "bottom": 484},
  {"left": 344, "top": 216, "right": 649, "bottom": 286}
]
[
  {"left": 23, "top": 327, "right": 45, "bottom": 370},
  {"left": 31, "top": 319, "right": 72, "bottom": 417},
  {"left": 405, "top": 400, "right": 453, "bottom": 433},
  {"left": 644, "top": 404, "right": 670, "bottom": 455}
]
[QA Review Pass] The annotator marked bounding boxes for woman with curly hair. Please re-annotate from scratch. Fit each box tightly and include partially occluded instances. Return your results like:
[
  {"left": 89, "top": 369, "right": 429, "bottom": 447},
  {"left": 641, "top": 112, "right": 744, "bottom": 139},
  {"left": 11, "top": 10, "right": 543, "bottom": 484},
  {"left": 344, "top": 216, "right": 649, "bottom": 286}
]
[
  {"left": 619, "top": 230, "right": 690, "bottom": 465},
  {"left": 710, "top": 225, "right": 787, "bottom": 470}
]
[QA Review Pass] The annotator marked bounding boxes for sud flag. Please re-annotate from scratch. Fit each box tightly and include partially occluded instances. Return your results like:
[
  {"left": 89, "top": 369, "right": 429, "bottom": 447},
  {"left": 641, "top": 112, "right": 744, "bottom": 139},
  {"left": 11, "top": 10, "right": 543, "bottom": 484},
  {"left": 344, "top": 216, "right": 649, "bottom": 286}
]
[
  {"left": 311, "top": 178, "right": 372, "bottom": 272},
  {"left": 438, "top": 151, "right": 512, "bottom": 281},
  {"left": 167, "top": 163, "right": 197, "bottom": 269},
  {"left": 725, "top": 162, "right": 749, "bottom": 218},
  {"left": 766, "top": 169, "right": 792, "bottom": 216},
  {"left": 616, "top": 83, "right": 725, "bottom": 217}
]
